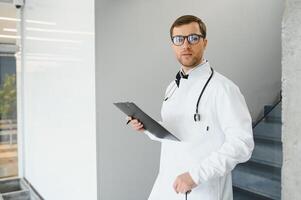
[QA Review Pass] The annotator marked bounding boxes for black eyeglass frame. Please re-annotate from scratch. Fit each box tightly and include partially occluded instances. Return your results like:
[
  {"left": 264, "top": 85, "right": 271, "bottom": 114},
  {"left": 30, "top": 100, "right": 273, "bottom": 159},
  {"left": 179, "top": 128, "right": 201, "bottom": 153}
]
[{"left": 171, "top": 34, "right": 204, "bottom": 46}]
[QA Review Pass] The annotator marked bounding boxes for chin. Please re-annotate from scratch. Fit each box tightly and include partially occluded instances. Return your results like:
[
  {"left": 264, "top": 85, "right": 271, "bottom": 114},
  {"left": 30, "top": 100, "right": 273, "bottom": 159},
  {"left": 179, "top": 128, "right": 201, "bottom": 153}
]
[
  {"left": 181, "top": 61, "right": 198, "bottom": 68},
  {"left": 179, "top": 58, "right": 198, "bottom": 68}
]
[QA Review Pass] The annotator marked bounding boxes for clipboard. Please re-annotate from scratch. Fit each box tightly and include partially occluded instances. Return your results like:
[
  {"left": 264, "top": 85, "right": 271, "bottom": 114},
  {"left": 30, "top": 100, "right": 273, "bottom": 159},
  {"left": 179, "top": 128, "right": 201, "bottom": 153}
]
[{"left": 114, "top": 102, "right": 180, "bottom": 141}]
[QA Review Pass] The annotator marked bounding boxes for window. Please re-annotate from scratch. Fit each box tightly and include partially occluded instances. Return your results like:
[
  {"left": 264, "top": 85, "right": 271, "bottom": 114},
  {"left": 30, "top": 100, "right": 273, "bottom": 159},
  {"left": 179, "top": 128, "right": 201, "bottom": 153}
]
[{"left": 0, "top": 1, "right": 18, "bottom": 179}]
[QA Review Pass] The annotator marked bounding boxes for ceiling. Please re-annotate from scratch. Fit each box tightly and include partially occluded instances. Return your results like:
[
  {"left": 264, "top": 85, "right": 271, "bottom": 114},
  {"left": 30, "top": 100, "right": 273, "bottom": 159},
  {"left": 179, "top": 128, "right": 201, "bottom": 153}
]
[{"left": 0, "top": 2, "right": 17, "bottom": 44}]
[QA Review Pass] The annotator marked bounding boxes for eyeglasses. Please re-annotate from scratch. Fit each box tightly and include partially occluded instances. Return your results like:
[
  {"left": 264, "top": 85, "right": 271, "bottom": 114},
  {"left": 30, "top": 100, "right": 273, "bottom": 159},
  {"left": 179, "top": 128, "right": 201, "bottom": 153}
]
[{"left": 171, "top": 34, "right": 204, "bottom": 46}]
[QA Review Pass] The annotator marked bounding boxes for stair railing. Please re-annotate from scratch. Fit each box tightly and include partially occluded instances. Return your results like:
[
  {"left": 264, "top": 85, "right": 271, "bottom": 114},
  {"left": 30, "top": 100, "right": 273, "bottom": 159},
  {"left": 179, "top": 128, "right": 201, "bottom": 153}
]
[{"left": 252, "top": 91, "right": 282, "bottom": 129}]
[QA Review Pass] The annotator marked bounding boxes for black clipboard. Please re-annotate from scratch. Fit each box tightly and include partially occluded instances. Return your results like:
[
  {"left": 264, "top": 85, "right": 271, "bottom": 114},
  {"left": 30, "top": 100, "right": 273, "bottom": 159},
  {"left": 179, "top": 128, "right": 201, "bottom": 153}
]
[{"left": 114, "top": 102, "right": 180, "bottom": 141}]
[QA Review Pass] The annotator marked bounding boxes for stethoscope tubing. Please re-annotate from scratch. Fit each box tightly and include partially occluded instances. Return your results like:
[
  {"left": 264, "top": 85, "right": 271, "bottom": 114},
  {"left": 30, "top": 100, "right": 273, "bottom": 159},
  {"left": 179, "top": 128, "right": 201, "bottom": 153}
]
[
  {"left": 164, "top": 67, "right": 214, "bottom": 122},
  {"left": 194, "top": 67, "right": 214, "bottom": 121}
]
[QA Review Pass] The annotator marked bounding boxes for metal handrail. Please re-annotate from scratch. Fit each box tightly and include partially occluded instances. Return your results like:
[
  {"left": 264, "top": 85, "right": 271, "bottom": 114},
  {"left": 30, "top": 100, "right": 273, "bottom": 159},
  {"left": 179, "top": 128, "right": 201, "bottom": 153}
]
[{"left": 252, "top": 92, "right": 282, "bottom": 129}]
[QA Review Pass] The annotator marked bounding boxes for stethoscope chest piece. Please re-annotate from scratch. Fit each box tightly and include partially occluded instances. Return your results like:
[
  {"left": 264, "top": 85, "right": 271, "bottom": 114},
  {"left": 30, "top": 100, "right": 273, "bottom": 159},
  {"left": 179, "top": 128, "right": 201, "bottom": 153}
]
[{"left": 194, "top": 113, "right": 201, "bottom": 122}]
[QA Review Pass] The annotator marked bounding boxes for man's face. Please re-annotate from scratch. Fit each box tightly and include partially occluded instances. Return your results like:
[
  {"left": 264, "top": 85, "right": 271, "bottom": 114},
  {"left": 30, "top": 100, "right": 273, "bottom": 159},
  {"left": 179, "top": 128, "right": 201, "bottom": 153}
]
[{"left": 171, "top": 22, "right": 207, "bottom": 68}]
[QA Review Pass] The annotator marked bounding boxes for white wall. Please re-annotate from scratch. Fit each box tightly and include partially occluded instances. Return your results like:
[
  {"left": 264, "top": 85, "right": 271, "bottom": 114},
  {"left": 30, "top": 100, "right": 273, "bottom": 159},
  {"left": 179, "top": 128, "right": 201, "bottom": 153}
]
[
  {"left": 19, "top": 0, "right": 97, "bottom": 199},
  {"left": 282, "top": 0, "right": 301, "bottom": 199},
  {"left": 95, "top": 0, "right": 283, "bottom": 199}
]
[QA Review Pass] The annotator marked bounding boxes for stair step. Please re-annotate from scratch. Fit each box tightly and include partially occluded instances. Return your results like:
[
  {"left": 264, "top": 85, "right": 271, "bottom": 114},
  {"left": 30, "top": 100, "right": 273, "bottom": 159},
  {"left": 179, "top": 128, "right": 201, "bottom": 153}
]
[
  {"left": 253, "top": 122, "right": 281, "bottom": 142},
  {"left": 250, "top": 139, "right": 282, "bottom": 168},
  {"left": 265, "top": 104, "right": 281, "bottom": 118},
  {"left": 265, "top": 112, "right": 281, "bottom": 121},
  {"left": 232, "top": 162, "right": 281, "bottom": 199},
  {"left": 0, "top": 178, "right": 42, "bottom": 200},
  {"left": 0, "top": 178, "right": 21, "bottom": 193},
  {"left": 264, "top": 104, "right": 281, "bottom": 123},
  {"left": 1, "top": 190, "right": 30, "bottom": 200},
  {"left": 265, "top": 116, "right": 281, "bottom": 124},
  {"left": 233, "top": 187, "right": 273, "bottom": 200}
]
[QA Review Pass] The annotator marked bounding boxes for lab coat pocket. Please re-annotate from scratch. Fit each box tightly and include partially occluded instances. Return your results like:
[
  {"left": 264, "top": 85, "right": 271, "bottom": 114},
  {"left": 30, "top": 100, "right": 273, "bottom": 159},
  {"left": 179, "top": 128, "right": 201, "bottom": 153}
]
[
  {"left": 196, "top": 120, "right": 213, "bottom": 136},
  {"left": 183, "top": 120, "right": 209, "bottom": 143}
]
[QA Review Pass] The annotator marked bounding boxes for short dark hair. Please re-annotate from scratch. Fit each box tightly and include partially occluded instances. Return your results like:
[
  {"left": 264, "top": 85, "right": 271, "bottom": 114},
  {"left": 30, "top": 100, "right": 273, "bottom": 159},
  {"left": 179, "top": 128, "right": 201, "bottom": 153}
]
[{"left": 170, "top": 15, "right": 207, "bottom": 39}]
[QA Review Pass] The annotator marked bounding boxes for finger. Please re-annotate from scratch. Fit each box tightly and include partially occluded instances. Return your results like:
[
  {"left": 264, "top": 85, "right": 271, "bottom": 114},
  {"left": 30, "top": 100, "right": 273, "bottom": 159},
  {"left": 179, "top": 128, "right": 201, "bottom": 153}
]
[
  {"left": 177, "top": 183, "right": 182, "bottom": 194},
  {"left": 181, "top": 186, "right": 189, "bottom": 194},
  {"left": 176, "top": 183, "right": 181, "bottom": 194},
  {"left": 173, "top": 180, "right": 178, "bottom": 193},
  {"left": 134, "top": 126, "right": 143, "bottom": 131},
  {"left": 175, "top": 180, "right": 182, "bottom": 194},
  {"left": 126, "top": 116, "right": 132, "bottom": 121},
  {"left": 135, "top": 121, "right": 142, "bottom": 125},
  {"left": 131, "top": 122, "right": 138, "bottom": 127},
  {"left": 183, "top": 186, "right": 191, "bottom": 194},
  {"left": 182, "top": 186, "right": 189, "bottom": 194},
  {"left": 131, "top": 119, "right": 139, "bottom": 124},
  {"left": 137, "top": 125, "right": 144, "bottom": 130},
  {"left": 137, "top": 127, "right": 145, "bottom": 132},
  {"left": 134, "top": 125, "right": 144, "bottom": 131},
  {"left": 133, "top": 122, "right": 143, "bottom": 128}
]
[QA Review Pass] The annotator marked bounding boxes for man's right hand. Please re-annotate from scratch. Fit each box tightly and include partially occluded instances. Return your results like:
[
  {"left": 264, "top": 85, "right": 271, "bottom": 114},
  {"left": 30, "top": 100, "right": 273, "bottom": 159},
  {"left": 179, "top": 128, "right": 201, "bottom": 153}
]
[{"left": 126, "top": 116, "right": 145, "bottom": 132}]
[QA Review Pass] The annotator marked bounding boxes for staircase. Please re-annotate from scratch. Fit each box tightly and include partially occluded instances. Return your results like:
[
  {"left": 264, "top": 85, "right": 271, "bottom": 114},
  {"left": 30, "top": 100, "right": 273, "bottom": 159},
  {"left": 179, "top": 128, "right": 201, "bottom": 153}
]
[
  {"left": 233, "top": 102, "right": 282, "bottom": 200},
  {"left": 0, "top": 178, "right": 42, "bottom": 200},
  {"left": 0, "top": 178, "right": 31, "bottom": 200}
]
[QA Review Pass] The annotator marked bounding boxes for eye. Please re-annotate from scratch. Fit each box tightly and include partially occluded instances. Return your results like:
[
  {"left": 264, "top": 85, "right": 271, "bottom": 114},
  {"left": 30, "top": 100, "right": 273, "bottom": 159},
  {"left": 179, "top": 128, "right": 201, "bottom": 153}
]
[
  {"left": 172, "top": 36, "right": 184, "bottom": 45},
  {"left": 188, "top": 34, "right": 200, "bottom": 43}
]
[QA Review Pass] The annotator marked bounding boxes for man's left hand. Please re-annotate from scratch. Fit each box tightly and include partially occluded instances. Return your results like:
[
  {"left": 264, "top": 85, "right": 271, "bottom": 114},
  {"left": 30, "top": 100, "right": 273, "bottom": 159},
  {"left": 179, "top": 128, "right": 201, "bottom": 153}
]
[{"left": 173, "top": 172, "right": 197, "bottom": 194}]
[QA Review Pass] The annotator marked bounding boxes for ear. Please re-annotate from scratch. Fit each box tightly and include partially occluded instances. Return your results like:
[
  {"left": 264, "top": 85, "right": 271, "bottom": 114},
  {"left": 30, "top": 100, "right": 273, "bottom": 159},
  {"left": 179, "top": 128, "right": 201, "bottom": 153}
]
[{"left": 203, "top": 38, "right": 208, "bottom": 49}]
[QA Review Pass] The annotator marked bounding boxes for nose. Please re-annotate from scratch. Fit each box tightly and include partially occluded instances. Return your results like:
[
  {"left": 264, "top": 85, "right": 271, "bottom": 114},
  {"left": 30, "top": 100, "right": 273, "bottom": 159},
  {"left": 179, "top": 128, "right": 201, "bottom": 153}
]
[{"left": 182, "top": 38, "right": 191, "bottom": 49}]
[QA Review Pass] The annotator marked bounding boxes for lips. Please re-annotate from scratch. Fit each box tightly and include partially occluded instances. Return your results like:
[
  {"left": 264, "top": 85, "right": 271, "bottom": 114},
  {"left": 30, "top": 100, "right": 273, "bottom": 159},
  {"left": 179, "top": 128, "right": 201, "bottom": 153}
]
[
  {"left": 181, "top": 54, "right": 192, "bottom": 56},
  {"left": 181, "top": 52, "right": 192, "bottom": 56}
]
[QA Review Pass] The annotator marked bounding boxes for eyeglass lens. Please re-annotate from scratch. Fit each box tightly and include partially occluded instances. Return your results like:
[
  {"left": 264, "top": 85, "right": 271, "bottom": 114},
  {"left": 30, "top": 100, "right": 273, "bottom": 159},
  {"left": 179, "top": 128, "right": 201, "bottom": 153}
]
[{"left": 172, "top": 34, "right": 202, "bottom": 46}]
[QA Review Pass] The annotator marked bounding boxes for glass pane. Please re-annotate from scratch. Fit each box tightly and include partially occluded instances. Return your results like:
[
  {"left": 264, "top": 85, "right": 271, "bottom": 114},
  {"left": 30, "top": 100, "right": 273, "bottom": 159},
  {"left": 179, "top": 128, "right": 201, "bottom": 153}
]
[{"left": 0, "top": 1, "right": 18, "bottom": 179}]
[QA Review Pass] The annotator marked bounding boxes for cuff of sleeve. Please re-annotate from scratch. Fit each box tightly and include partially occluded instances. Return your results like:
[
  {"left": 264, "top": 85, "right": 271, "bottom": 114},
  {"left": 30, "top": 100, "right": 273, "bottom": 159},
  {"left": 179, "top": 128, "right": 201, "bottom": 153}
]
[
  {"left": 188, "top": 167, "right": 200, "bottom": 185},
  {"left": 188, "top": 165, "right": 207, "bottom": 185},
  {"left": 144, "top": 130, "right": 162, "bottom": 142}
]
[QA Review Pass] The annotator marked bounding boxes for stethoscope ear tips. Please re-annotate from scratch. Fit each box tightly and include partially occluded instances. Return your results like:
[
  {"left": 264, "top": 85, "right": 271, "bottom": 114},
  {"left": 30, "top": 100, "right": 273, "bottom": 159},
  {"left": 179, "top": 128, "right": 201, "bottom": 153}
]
[{"left": 194, "top": 113, "right": 201, "bottom": 122}]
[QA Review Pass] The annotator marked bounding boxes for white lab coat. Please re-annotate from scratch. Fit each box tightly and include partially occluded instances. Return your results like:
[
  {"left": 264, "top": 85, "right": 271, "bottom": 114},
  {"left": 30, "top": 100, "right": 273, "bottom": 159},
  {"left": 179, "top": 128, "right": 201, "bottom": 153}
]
[{"left": 145, "top": 61, "right": 254, "bottom": 200}]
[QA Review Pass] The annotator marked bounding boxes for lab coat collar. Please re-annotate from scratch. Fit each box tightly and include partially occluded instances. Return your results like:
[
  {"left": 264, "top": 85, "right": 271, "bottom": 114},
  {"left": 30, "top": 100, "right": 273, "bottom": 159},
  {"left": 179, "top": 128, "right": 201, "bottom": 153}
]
[{"left": 182, "top": 60, "right": 212, "bottom": 80}]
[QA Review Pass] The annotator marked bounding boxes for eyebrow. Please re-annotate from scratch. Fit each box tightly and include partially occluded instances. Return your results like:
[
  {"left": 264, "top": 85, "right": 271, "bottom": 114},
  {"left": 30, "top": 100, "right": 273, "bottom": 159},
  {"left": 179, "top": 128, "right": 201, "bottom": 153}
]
[{"left": 172, "top": 33, "right": 203, "bottom": 37}]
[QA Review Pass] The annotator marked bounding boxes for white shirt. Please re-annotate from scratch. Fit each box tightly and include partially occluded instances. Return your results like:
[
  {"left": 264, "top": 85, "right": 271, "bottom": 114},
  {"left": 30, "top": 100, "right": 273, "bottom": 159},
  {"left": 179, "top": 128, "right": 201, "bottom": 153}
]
[{"left": 145, "top": 61, "right": 254, "bottom": 200}]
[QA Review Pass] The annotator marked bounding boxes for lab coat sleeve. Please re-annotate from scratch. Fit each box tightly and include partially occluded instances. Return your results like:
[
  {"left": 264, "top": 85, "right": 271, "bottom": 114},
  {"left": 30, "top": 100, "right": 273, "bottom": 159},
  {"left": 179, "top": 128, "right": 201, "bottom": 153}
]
[
  {"left": 144, "top": 121, "right": 168, "bottom": 142},
  {"left": 188, "top": 84, "right": 254, "bottom": 185},
  {"left": 144, "top": 81, "right": 176, "bottom": 143}
]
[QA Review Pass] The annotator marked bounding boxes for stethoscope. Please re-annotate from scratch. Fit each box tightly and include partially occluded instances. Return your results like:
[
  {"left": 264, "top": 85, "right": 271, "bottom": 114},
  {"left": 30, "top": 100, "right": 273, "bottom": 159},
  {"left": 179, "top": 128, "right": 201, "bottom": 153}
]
[{"left": 164, "top": 67, "right": 214, "bottom": 122}]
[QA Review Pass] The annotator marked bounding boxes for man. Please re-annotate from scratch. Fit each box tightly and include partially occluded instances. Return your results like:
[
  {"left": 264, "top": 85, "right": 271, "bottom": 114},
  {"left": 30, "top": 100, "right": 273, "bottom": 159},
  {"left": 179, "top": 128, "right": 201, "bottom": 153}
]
[{"left": 128, "top": 15, "right": 254, "bottom": 200}]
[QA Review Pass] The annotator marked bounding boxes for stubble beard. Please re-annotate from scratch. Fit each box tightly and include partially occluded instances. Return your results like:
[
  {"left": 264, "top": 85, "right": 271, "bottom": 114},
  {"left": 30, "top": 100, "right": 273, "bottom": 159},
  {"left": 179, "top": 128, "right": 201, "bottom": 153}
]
[{"left": 178, "top": 56, "right": 201, "bottom": 69}]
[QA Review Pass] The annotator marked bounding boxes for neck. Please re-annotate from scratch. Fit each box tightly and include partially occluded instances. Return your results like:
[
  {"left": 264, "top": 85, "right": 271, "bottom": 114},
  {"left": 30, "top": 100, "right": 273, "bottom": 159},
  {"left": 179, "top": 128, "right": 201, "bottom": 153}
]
[{"left": 181, "top": 58, "right": 205, "bottom": 74}]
